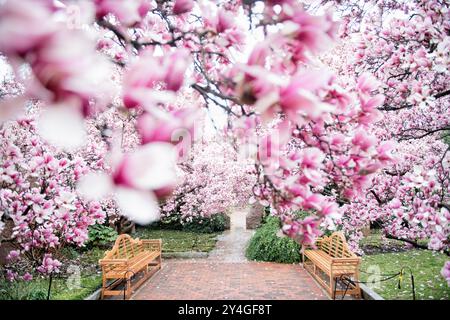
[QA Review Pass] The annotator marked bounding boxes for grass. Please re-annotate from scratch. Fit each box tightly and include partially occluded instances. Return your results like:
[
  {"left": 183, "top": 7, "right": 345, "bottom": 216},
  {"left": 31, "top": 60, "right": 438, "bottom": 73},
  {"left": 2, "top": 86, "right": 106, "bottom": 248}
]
[
  {"left": 359, "top": 229, "right": 404, "bottom": 248},
  {"left": 360, "top": 229, "right": 428, "bottom": 253},
  {"left": 0, "top": 247, "right": 105, "bottom": 300},
  {"left": 361, "top": 249, "right": 450, "bottom": 300},
  {"left": 134, "top": 228, "right": 220, "bottom": 253},
  {"left": 29, "top": 273, "right": 102, "bottom": 300},
  {"left": 359, "top": 230, "right": 449, "bottom": 300}
]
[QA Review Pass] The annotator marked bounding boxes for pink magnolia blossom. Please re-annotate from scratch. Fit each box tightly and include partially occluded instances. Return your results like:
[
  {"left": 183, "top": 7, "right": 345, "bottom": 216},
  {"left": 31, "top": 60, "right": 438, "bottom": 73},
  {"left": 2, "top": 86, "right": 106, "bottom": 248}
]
[
  {"left": 281, "top": 9, "right": 338, "bottom": 57},
  {"left": 22, "top": 272, "right": 33, "bottom": 282},
  {"left": 123, "top": 49, "right": 190, "bottom": 109},
  {"left": 137, "top": 108, "right": 198, "bottom": 145},
  {"left": 173, "top": 0, "right": 194, "bottom": 15},
  {"left": 94, "top": 0, "right": 151, "bottom": 26},
  {"left": 6, "top": 250, "right": 20, "bottom": 262},
  {"left": 163, "top": 49, "right": 191, "bottom": 92},
  {"left": 216, "top": 9, "right": 235, "bottom": 34},
  {"left": 37, "top": 254, "right": 62, "bottom": 274},
  {"left": 279, "top": 81, "right": 335, "bottom": 122},
  {"left": 0, "top": 0, "right": 56, "bottom": 56},
  {"left": 78, "top": 141, "right": 178, "bottom": 225},
  {"left": 357, "top": 73, "right": 380, "bottom": 95},
  {"left": 6, "top": 270, "right": 17, "bottom": 282},
  {"left": 282, "top": 216, "right": 322, "bottom": 245}
]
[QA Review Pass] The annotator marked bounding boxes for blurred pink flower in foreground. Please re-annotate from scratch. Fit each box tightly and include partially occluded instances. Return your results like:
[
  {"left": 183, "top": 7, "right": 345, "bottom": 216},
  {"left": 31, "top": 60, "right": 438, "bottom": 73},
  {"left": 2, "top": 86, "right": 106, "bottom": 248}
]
[
  {"left": 173, "top": 0, "right": 194, "bottom": 15},
  {"left": 78, "top": 142, "right": 178, "bottom": 225}
]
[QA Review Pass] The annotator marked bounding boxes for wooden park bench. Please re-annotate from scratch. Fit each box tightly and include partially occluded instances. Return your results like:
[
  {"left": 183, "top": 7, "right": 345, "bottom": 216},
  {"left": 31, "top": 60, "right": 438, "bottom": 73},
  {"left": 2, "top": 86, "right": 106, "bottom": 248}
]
[
  {"left": 99, "top": 234, "right": 162, "bottom": 299},
  {"left": 302, "top": 232, "right": 361, "bottom": 299}
]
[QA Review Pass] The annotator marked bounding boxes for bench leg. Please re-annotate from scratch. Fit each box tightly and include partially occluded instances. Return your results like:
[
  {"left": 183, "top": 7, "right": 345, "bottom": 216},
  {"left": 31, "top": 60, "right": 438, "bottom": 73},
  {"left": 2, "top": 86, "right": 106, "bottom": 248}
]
[
  {"left": 354, "top": 270, "right": 361, "bottom": 298},
  {"left": 126, "top": 277, "right": 132, "bottom": 299},
  {"left": 330, "top": 275, "right": 336, "bottom": 300},
  {"left": 101, "top": 275, "right": 106, "bottom": 300}
]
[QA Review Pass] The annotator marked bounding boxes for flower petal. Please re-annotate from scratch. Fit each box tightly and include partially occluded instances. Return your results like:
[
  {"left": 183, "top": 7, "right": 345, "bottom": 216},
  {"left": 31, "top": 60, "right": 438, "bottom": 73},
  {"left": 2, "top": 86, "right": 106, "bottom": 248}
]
[
  {"left": 115, "top": 187, "right": 160, "bottom": 225},
  {"left": 37, "top": 104, "right": 86, "bottom": 150}
]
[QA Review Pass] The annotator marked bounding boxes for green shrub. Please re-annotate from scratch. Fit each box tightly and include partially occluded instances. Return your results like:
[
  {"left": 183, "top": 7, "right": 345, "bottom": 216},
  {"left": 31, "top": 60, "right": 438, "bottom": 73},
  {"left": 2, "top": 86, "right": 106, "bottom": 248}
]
[
  {"left": 159, "top": 213, "right": 184, "bottom": 230},
  {"left": 159, "top": 212, "right": 228, "bottom": 233},
  {"left": 86, "top": 224, "right": 118, "bottom": 248},
  {"left": 182, "top": 213, "right": 227, "bottom": 234},
  {"left": 0, "top": 277, "right": 47, "bottom": 300},
  {"left": 246, "top": 216, "right": 301, "bottom": 263}
]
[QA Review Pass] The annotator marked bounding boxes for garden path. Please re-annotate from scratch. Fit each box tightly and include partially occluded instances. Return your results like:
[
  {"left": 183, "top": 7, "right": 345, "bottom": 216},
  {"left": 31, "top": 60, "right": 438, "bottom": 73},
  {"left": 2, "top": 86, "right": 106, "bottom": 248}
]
[
  {"left": 131, "top": 208, "right": 330, "bottom": 300},
  {"left": 206, "top": 208, "right": 254, "bottom": 262}
]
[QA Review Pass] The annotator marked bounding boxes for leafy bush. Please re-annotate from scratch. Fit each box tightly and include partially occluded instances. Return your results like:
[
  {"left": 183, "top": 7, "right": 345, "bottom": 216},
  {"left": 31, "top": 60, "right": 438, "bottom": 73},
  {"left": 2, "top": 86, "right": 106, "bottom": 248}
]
[
  {"left": 246, "top": 216, "right": 302, "bottom": 263},
  {"left": 159, "top": 213, "right": 184, "bottom": 230},
  {"left": 182, "top": 213, "right": 228, "bottom": 233},
  {"left": 86, "top": 224, "right": 118, "bottom": 248},
  {"left": 0, "top": 277, "right": 47, "bottom": 300},
  {"left": 159, "top": 212, "right": 228, "bottom": 233}
]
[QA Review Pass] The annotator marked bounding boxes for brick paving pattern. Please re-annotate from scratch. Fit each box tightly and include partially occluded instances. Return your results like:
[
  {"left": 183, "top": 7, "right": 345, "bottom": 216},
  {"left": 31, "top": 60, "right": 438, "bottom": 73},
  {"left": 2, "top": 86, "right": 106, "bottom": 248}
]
[
  {"left": 132, "top": 260, "right": 328, "bottom": 300},
  {"left": 132, "top": 209, "right": 329, "bottom": 300}
]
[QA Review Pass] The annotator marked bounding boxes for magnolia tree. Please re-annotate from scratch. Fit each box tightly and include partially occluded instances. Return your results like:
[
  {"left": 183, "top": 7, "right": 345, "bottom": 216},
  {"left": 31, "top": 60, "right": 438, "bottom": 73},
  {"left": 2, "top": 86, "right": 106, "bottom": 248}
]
[
  {"left": 318, "top": 0, "right": 450, "bottom": 261},
  {"left": 162, "top": 137, "right": 255, "bottom": 224},
  {"left": 316, "top": 0, "right": 450, "bottom": 283},
  {"left": 0, "top": 0, "right": 448, "bottom": 284},
  {"left": 0, "top": 114, "right": 106, "bottom": 281},
  {"left": 0, "top": 98, "right": 143, "bottom": 280}
]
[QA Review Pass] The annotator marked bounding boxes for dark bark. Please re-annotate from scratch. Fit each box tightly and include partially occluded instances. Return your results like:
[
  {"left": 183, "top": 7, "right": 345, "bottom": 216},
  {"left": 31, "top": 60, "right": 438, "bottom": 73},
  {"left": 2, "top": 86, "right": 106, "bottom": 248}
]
[
  {"left": 385, "top": 234, "right": 450, "bottom": 256},
  {"left": 434, "top": 89, "right": 450, "bottom": 99}
]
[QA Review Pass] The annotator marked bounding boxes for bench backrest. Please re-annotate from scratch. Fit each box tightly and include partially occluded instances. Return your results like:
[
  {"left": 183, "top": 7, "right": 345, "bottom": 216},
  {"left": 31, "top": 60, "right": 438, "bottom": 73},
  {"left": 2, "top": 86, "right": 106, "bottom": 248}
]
[
  {"left": 318, "top": 232, "right": 356, "bottom": 258},
  {"left": 105, "top": 234, "right": 142, "bottom": 260}
]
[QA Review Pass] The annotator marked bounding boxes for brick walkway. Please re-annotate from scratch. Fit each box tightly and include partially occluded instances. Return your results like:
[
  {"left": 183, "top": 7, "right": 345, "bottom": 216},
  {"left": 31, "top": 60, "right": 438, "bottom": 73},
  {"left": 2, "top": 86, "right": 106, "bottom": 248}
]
[
  {"left": 132, "top": 209, "right": 329, "bottom": 300},
  {"left": 132, "top": 260, "right": 328, "bottom": 300}
]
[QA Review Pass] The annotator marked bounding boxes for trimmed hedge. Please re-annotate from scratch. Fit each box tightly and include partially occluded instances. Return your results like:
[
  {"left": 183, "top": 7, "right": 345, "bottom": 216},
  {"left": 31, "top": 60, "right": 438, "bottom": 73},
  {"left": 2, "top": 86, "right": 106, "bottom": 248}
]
[
  {"left": 245, "top": 216, "right": 302, "bottom": 264},
  {"left": 158, "top": 212, "right": 228, "bottom": 234}
]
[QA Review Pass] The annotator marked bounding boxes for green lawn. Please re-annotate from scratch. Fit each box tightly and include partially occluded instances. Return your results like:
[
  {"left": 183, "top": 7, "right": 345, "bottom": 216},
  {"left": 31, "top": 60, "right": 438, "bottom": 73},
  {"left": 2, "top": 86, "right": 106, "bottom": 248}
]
[
  {"left": 133, "top": 228, "right": 220, "bottom": 253},
  {"left": 361, "top": 250, "right": 450, "bottom": 300},
  {"left": 359, "top": 229, "right": 405, "bottom": 248},
  {"left": 359, "top": 229, "right": 428, "bottom": 253},
  {"left": 0, "top": 247, "right": 105, "bottom": 300}
]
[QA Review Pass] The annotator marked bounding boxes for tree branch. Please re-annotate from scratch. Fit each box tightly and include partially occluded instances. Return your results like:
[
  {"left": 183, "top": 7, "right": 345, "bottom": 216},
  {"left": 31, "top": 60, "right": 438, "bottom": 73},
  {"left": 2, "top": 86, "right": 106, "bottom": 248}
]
[
  {"left": 434, "top": 89, "right": 450, "bottom": 99},
  {"left": 385, "top": 233, "right": 450, "bottom": 256}
]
